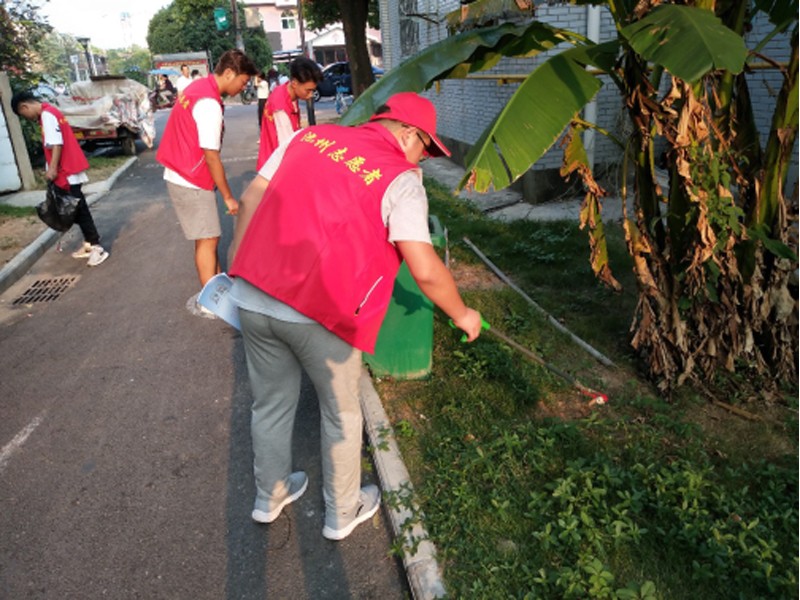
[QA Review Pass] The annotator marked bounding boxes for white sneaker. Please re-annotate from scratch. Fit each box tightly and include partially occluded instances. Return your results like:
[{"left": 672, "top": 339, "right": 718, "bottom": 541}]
[
  {"left": 252, "top": 472, "right": 309, "bottom": 524},
  {"left": 322, "top": 485, "right": 381, "bottom": 541},
  {"left": 71, "top": 242, "right": 93, "bottom": 259},
  {"left": 87, "top": 245, "right": 109, "bottom": 267}
]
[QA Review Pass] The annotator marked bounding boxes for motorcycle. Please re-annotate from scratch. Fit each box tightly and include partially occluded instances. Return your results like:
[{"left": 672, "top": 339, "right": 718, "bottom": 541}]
[
  {"left": 240, "top": 80, "right": 256, "bottom": 105},
  {"left": 149, "top": 88, "right": 176, "bottom": 111}
]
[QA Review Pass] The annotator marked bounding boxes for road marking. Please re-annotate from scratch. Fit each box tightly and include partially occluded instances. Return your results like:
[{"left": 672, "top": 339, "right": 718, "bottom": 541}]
[{"left": 0, "top": 412, "right": 45, "bottom": 474}]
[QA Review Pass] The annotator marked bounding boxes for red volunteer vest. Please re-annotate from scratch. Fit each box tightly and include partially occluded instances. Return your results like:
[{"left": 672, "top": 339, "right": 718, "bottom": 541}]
[
  {"left": 256, "top": 82, "right": 300, "bottom": 170},
  {"left": 156, "top": 75, "right": 223, "bottom": 190},
  {"left": 41, "top": 103, "right": 89, "bottom": 189},
  {"left": 231, "top": 122, "right": 419, "bottom": 353}
]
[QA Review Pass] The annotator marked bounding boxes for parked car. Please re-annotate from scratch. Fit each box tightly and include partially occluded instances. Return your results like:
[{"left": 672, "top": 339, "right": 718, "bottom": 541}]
[{"left": 313, "top": 62, "right": 384, "bottom": 101}]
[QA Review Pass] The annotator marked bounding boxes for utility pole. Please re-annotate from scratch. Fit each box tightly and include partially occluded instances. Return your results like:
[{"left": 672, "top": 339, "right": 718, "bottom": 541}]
[
  {"left": 297, "top": 1, "right": 315, "bottom": 125},
  {"left": 76, "top": 37, "right": 94, "bottom": 79},
  {"left": 230, "top": 0, "right": 245, "bottom": 52}
]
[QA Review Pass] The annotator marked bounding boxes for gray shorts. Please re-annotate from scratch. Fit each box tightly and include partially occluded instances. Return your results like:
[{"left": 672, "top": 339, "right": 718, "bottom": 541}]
[{"left": 167, "top": 182, "right": 222, "bottom": 240}]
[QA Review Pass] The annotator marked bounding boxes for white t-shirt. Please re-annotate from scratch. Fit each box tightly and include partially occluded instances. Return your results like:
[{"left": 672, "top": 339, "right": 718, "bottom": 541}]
[
  {"left": 163, "top": 98, "right": 223, "bottom": 189},
  {"left": 272, "top": 110, "right": 296, "bottom": 146},
  {"left": 176, "top": 75, "right": 192, "bottom": 93},
  {"left": 256, "top": 79, "right": 270, "bottom": 100},
  {"left": 41, "top": 110, "right": 88, "bottom": 185}
]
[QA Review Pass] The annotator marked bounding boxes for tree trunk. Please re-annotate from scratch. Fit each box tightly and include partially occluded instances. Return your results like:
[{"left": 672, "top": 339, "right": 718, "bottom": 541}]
[{"left": 336, "top": 0, "right": 374, "bottom": 97}]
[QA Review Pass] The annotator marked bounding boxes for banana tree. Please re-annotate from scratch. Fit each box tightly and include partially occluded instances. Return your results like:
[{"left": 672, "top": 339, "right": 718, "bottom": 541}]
[{"left": 341, "top": 0, "right": 798, "bottom": 394}]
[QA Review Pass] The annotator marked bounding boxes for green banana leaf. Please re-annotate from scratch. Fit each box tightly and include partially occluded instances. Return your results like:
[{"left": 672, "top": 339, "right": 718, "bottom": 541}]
[
  {"left": 339, "top": 20, "right": 582, "bottom": 126},
  {"left": 621, "top": 4, "right": 747, "bottom": 83},
  {"left": 459, "top": 46, "right": 607, "bottom": 192}
]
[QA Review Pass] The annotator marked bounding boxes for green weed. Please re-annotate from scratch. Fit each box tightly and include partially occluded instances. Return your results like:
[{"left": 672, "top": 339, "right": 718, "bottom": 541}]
[{"left": 375, "top": 178, "right": 798, "bottom": 599}]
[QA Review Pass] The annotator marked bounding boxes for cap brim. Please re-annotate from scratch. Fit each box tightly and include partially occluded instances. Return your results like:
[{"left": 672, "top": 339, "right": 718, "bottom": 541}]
[{"left": 427, "top": 133, "right": 450, "bottom": 158}]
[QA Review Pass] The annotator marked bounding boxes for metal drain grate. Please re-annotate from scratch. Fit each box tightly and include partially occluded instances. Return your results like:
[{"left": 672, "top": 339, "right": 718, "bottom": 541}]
[{"left": 12, "top": 276, "right": 78, "bottom": 306}]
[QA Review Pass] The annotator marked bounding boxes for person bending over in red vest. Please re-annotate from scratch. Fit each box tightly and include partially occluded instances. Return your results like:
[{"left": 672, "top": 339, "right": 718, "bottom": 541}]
[
  {"left": 228, "top": 92, "right": 484, "bottom": 541},
  {"left": 11, "top": 91, "right": 110, "bottom": 267},
  {"left": 156, "top": 49, "right": 257, "bottom": 318},
  {"left": 255, "top": 57, "right": 321, "bottom": 171}
]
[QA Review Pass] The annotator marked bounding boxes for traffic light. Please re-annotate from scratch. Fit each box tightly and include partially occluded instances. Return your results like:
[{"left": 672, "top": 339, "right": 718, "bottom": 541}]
[{"left": 214, "top": 7, "right": 230, "bottom": 31}]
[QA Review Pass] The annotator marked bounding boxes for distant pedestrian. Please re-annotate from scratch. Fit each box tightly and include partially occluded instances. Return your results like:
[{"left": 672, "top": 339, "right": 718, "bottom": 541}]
[
  {"left": 11, "top": 91, "right": 109, "bottom": 267},
  {"left": 156, "top": 49, "right": 258, "bottom": 317},
  {"left": 176, "top": 64, "right": 192, "bottom": 93},
  {"left": 158, "top": 74, "right": 176, "bottom": 105},
  {"left": 229, "top": 92, "right": 483, "bottom": 540},
  {"left": 266, "top": 68, "right": 280, "bottom": 93},
  {"left": 256, "top": 57, "right": 321, "bottom": 170},
  {"left": 255, "top": 71, "right": 270, "bottom": 127},
  {"left": 191, "top": 69, "right": 201, "bottom": 80}
]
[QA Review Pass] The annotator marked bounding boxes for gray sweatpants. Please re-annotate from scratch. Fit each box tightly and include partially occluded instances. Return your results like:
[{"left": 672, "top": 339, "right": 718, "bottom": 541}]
[{"left": 239, "top": 308, "right": 364, "bottom": 517}]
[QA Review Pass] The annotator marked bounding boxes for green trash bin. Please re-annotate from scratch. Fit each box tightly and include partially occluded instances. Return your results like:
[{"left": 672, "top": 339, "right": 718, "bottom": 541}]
[{"left": 364, "top": 215, "right": 445, "bottom": 380}]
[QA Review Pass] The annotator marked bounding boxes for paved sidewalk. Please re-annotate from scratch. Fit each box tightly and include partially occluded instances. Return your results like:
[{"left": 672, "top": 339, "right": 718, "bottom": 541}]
[
  {"left": 421, "top": 156, "right": 632, "bottom": 222},
  {"left": 0, "top": 155, "right": 446, "bottom": 599}
]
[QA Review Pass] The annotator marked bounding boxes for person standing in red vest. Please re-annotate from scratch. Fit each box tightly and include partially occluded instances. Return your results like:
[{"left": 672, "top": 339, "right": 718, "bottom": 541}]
[
  {"left": 156, "top": 49, "right": 258, "bottom": 317},
  {"left": 255, "top": 57, "right": 321, "bottom": 171},
  {"left": 11, "top": 91, "right": 109, "bottom": 267},
  {"left": 228, "top": 92, "right": 484, "bottom": 541}
]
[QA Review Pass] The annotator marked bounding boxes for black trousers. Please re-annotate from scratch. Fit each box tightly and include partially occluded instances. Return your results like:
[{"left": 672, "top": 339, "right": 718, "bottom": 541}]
[
  {"left": 69, "top": 183, "right": 101, "bottom": 246},
  {"left": 257, "top": 98, "right": 267, "bottom": 127}
]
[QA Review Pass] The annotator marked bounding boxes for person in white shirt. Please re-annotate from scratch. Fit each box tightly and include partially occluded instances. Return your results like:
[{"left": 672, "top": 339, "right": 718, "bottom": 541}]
[
  {"left": 255, "top": 71, "right": 270, "bottom": 127},
  {"left": 11, "top": 91, "right": 109, "bottom": 266},
  {"left": 175, "top": 64, "right": 192, "bottom": 93}
]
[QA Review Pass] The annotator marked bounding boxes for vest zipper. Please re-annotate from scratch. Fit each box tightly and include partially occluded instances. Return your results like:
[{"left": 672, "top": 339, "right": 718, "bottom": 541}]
[
  {"left": 191, "top": 157, "right": 205, "bottom": 173},
  {"left": 355, "top": 276, "right": 383, "bottom": 315}
]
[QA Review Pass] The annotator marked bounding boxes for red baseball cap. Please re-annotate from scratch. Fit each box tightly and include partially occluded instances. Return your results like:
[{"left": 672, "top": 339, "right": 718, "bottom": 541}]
[{"left": 369, "top": 92, "right": 451, "bottom": 157}]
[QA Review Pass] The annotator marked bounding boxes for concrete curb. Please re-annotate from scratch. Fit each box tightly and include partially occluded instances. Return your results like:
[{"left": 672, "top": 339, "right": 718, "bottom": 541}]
[
  {"left": 360, "top": 369, "right": 447, "bottom": 599},
  {"left": 0, "top": 156, "right": 138, "bottom": 295}
]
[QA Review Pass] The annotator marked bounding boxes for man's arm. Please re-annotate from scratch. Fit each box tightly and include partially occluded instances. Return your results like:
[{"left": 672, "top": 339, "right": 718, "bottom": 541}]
[
  {"left": 396, "top": 240, "right": 483, "bottom": 341},
  {"left": 229, "top": 174, "right": 270, "bottom": 263},
  {"left": 45, "top": 144, "right": 62, "bottom": 181},
  {"left": 203, "top": 148, "right": 238, "bottom": 215},
  {"left": 273, "top": 110, "right": 295, "bottom": 143}
]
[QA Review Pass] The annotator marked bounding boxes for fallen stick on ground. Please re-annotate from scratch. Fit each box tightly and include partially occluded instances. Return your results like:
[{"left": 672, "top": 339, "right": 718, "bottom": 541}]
[
  {"left": 486, "top": 326, "right": 609, "bottom": 404},
  {"left": 462, "top": 236, "right": 616, "bottom": 368}
]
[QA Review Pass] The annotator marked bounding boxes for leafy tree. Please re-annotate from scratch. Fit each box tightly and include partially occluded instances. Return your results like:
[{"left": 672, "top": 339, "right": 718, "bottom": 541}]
[
  {"left": 147, "top": 0, "right": 271, "bottom": 71},
  {"left": 342, "top": 0, "right": 798, "bottom": 395},
  {"left": 0, "top": 0, "right": 51, "bottom": 83},
  {"left": 2, "top": 0, "right": 54, "bottom": 162},
  {"left": 105, "top": 46, "right": 153, "bottom": 84},
  {"left": 303, "top": 0, "right": 380, "bottom": 97},
  {"left": 33, "top": 31, "right": 87, "bottom": 84}
]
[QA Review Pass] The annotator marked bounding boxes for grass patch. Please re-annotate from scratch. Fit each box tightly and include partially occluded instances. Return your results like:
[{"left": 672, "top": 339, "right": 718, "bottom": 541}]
[
  {"left": 374, "top": 178, "right": 798, "bottom": 599},
  {"left": 0, "top": 205, "right": 37, "bottom": 219}
]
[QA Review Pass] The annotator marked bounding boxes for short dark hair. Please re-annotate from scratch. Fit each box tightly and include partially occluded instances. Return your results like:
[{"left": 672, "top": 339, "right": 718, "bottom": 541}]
[
  {"left": 214, "top": 49, "right": 258, "bottom": 77},
  {"left": 289, "top": 57, "right": 322, "bottom": 84},
  {"left": 181, "top": 64, "right": 188, "bottom": 69},
  {"left": 10, "top": 90, "right": 38, "bottom": 115}
]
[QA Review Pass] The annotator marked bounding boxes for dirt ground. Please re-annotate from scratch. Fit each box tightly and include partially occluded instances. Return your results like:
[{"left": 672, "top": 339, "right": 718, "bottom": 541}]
[{"left": 0, "top": 213, "right": 47, "bottom": 267}]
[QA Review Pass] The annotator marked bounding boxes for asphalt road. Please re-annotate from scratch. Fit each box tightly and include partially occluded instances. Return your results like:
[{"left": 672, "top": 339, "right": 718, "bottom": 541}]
[{"left": 0, "top": 100, "right": 410, "bottom": 599}]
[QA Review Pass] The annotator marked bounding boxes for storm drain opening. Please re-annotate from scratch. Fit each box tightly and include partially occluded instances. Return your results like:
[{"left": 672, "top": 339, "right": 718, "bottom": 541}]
[{"left": 12, "top": 276, "right": 79, "bottom": 306}]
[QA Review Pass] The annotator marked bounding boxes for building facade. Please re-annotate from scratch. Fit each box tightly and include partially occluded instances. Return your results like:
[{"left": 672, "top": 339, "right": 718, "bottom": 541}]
[
  {"left": 242, "top": 0, "right": 382, "bottom": 67},
  {"left": 378, "top": 0, "right": 797, "bottom": 201}
]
